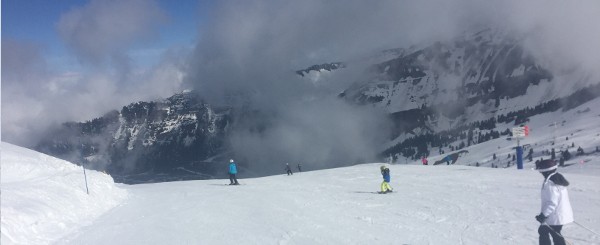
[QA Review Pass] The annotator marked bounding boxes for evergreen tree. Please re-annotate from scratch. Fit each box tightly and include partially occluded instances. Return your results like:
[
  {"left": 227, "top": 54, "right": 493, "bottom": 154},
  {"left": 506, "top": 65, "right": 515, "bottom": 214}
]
[{"left": 467, "top": 129, "right": 473, "bottom": 146}]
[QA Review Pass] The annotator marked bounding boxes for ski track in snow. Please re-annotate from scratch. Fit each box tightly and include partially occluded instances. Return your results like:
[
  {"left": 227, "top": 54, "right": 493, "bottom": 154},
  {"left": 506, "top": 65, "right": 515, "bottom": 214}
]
[{"left": 51, "top": 164, "right": 600, "bottom": 245}]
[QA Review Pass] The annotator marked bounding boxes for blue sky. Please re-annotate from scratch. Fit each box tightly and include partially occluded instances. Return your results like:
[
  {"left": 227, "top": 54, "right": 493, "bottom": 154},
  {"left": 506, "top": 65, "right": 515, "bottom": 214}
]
[
  {"left": 2, "top": 0, "right": 210, "bottom": 71},
  {"left": 2, "top": 0, "right": 217, "bottom": 146}
]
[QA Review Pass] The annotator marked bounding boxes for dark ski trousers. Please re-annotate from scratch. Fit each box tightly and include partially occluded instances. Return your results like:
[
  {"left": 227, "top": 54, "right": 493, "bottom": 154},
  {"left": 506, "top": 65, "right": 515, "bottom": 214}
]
[
  {"left": 538, "top": 225, "right": 565, "bottom": 245},
  {"left": 229, "top": 174, "right": 238, "bottom": 184},
  {"left": 287, "top": 170, "right": 293, "bottom": 175}
]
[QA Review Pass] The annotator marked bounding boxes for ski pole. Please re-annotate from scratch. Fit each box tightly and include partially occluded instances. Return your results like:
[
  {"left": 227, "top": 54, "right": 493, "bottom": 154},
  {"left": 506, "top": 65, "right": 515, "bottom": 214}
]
[
  {"left": 574, "top": 221, "right": 600, "bottom": 236},
  {"left": 543, "top": 223, "right": 572, "bottom": 245}
]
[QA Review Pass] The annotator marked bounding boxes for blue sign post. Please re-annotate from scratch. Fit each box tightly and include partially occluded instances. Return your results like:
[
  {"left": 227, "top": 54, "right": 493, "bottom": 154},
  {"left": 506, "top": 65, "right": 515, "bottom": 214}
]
[
  {"left": 516, "top": 146, "right": 523, "bottom": 169},
  {"left": 512, "top": 126, "right": 528, "bottom": 170}
]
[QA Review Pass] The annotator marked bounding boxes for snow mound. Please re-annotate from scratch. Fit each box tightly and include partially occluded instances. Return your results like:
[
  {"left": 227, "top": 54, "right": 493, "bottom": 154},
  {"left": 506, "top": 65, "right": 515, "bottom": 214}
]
[{"left": 1, "top": 142, "right": 127, "bottom": 245}]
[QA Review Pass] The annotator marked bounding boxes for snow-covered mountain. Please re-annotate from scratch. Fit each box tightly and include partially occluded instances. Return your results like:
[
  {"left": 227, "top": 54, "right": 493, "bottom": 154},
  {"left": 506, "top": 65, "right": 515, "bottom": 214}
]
[
  {"left": 36, "top": 28, "right": 600, "bottom": 183},
  {"left": 310, "top": 28, "right": 600, "bottom": 161},
  {"left": 35, "top": 90, "right": 231, "bottom": 184},
  {"left": 5, "top": 88, "right": 600, "bottom": 244},
  {"left": 344, "top": 29, "right": 554, "bottom": 115}
]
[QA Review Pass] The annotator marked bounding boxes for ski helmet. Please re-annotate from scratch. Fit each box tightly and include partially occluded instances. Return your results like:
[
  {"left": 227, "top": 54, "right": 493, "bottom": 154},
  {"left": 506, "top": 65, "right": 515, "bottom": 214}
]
[
  {"left": 230, "top": 159, "right": 234, "bottom": 163},
  {"left": 536, "top": 159, "right": 557, "bottom": 172}
]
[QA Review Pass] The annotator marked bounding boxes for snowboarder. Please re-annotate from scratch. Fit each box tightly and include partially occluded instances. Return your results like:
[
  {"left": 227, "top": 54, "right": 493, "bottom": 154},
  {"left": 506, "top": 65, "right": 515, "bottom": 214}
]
[
  {"left": 297, "top": 163, "right": 302, "bottom": 172},
  {"left": 379, "top": 165, "right": 393, "bottom": 194},
  {"left": 228, "top": 159, "right": 239, "bottom": 185},
  {"left": 421, "top": 156, "right": 428, "bottom": 165},
  {"left": 535, "top": 159, "right": 573, "bottom": 245},
  {"left": 285, "top": 163, "right": 293, "bottom": 175}
]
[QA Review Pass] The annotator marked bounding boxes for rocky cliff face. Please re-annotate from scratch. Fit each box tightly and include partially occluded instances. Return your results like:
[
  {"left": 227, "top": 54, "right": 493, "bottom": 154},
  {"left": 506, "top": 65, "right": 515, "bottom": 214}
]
[{"left": 36, "top": 91, "right": 231, "bottom": 183}]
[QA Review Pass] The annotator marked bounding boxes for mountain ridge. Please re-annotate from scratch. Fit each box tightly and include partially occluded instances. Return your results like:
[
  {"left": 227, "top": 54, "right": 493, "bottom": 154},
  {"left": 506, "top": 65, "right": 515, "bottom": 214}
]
[{"left": 36, "top": 28, "right": 600, "bottom": 183}]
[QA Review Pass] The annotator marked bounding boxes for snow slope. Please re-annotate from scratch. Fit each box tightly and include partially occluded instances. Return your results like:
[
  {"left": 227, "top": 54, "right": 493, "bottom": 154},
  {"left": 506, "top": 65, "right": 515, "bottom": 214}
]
[
  {"left": 0, "top": 143, "right": 127, "bottom": 245},
  {"left": 3, "top": 144, "right": 599, "bottom": 244},
  {"left": 60, "top": 164, "right": 600, "bottom": 245},
  {"left": 409, "top": 96, "right": 600, "bottom": 174},
  {"left": 2, "top": 96, "right": 600, "bottom": 245}
]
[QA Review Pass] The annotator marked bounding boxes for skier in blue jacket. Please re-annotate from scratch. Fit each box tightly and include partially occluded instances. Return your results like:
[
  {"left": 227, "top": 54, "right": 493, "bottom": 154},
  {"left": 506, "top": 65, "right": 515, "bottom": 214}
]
[{"left": 229, "top": 159, "right": 239, "bottom": 185}]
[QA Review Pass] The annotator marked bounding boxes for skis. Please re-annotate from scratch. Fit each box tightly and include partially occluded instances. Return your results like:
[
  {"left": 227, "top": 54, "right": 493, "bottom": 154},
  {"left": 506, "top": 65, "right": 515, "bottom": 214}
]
[{"left": 353, "top": 190, "right": 394, "bottom": 194}]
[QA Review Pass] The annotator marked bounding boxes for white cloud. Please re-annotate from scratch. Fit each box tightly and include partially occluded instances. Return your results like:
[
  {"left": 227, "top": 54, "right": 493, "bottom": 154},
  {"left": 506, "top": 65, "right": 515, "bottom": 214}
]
[
  {"left": 182, "top": 0, "right": 600, "bottom": 168},
  {"left": 1, "top": 40, "right": 188, "bottom": 146},
  {"left": 57, "top": 0, "right": 166, "bottom": 65}
]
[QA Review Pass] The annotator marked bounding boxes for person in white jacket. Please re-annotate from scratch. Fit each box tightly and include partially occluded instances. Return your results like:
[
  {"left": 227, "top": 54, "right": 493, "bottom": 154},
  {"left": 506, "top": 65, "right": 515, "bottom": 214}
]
[{"left": 535, "top": 159, "right": 573, "bottom": 245}]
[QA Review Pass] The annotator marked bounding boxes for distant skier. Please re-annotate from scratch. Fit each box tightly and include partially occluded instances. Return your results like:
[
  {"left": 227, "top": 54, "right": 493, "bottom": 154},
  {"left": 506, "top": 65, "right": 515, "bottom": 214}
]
[
  {"left": 285, "top": 163, "right": 293, "bottom": 175},
  {"left": 528, "top": 148, "right": 534, "bottom": 162},
  {"left": 228, "top": 159, "right": 239, "bottom": 185},
  {"left": 535, "top": 159, "right": 573, "bottom": 245},
  {"left": 379, "top": 165, "right": 393, "bottom": 194},
  {"left": 445, "top": 155, "right": 451, "bottom": 165},
  {"left": 421, "top": 156, "right": 428, "bottom": 165},
  {"left": 297, "top": 163, "right": 302, "bottom": 172},
  {"left": 576, "top": 146, "right": 584, "bottom": 155},
  {"left": 559, "top": 157, "right": 565, "bottom": 167},
  {"left": 562, "top": 150, "right": 571, "bottom": 161}
]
